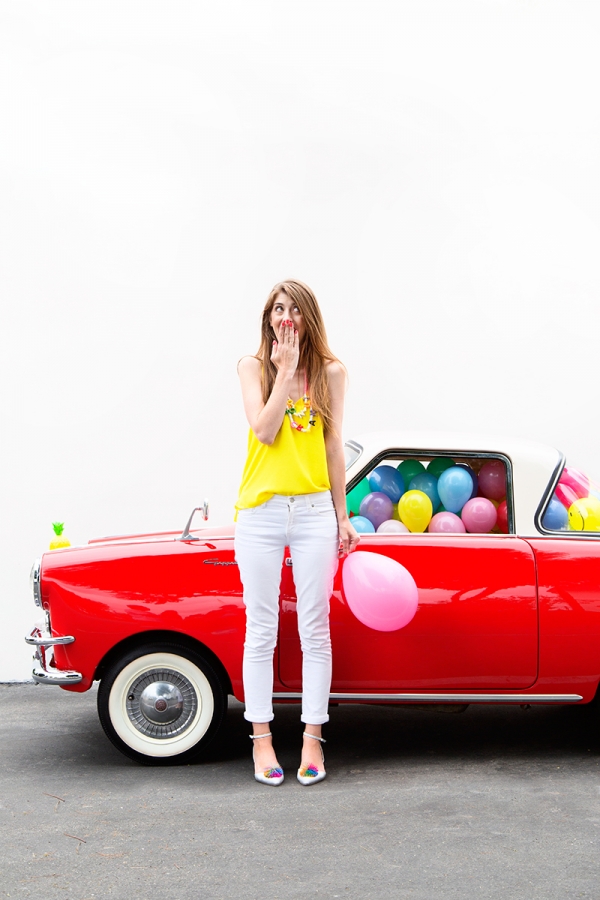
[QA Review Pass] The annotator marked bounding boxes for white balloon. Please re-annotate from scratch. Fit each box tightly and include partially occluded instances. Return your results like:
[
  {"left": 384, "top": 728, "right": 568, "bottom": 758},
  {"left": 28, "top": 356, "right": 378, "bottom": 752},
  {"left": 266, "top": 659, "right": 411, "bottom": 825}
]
[{"left": 376, "top": 519, "right": 409, "bottom": 534}]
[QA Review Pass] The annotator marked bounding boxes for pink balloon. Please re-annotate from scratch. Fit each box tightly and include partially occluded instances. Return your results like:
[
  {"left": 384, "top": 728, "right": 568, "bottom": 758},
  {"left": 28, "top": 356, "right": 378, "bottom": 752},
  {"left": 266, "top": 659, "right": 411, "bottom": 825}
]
[
  {"left": 461, "top": 497, "right": 497, "bottom": 533},
  {"left": 342, "top": 551, "right": 418, "bottom": 632},
  {"left": 478, "top": 460, "right": 506, "bottom": 500},
  {"left": 428, "top": 511, "right": 466, "bottom": 533},
  {"left": 377, "top": 519, "right": 409, "bottom": 534},
  {"left": 559, "top": 466, "right": 589, "bottom": 500},
  {"left": 555, "top": 483, "right": 578, "bottom": 509}
]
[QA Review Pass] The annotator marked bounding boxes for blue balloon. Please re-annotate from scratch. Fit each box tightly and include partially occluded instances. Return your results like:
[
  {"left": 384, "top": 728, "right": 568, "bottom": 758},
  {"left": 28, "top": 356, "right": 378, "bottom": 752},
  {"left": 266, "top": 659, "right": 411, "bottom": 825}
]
[
  {"left": 368, "top": 465, "right": 405, "bottom": 503},
  {"left": 542, "top": 497, "right": 569, "bottom": 531},
  {"left": 350, "top": 515, "right": 376, "bottom": 533},
  {"left": 409, "top": 472, "right": 440, "bottom": 512},
  {"left": 438, "top": 466, "right": 473, "bottom": 513},
  {"left": 456, "top": 463, "right": 478, "bottom": 498}
]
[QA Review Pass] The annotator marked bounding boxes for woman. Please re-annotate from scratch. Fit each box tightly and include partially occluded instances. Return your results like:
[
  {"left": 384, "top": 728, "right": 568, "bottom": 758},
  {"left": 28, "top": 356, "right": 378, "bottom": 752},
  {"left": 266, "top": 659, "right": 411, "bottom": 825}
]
[{"left": 234, "top": 279, "right": 360, "bottom": 786}]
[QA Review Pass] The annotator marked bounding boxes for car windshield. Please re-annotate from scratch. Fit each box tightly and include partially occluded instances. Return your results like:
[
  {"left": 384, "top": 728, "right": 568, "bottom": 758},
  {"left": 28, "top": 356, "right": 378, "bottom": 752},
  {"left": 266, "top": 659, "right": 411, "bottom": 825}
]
[
  {"left": 540, "top": 463, "right": 600, "bottom": 532},
  {"left": 344, "top": 440, "right": 363, "bottom": 471}
]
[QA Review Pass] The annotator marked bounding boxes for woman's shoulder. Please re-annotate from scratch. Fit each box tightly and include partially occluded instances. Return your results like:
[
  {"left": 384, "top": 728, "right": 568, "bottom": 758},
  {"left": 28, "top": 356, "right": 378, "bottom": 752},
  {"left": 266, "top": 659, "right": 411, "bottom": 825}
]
[
  {"left": 324, "top": 359, "right": 347, "bottom": 385},
  {"left": 237, "top": 355, "right": 261, "bottom": 374}
]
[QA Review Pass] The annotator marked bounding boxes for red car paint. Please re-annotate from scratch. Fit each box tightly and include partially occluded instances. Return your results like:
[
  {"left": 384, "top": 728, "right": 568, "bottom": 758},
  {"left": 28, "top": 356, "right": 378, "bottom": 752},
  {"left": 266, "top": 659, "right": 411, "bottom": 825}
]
[{"left": 41, "top": 529, "right": 600, "bottom": 704}]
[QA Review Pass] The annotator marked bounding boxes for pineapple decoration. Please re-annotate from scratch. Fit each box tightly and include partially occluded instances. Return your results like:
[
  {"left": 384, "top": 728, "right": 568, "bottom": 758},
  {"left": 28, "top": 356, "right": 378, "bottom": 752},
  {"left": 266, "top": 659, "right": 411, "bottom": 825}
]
[{"left": 49, "top": 522, "right": 71, "bottom": 550}]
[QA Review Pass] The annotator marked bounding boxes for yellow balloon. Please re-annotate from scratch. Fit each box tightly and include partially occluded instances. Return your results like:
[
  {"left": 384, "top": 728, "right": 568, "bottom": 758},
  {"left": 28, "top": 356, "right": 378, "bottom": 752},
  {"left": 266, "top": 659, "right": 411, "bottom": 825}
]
[
  {"left": 398, "top": 490, "right": 433, "bottom": 533},
  {"left": 568, "top": 496, "right": 600, "bottom": 531},
  {"left": 392, "top": 502, "right": 401, "bottom": 521}
]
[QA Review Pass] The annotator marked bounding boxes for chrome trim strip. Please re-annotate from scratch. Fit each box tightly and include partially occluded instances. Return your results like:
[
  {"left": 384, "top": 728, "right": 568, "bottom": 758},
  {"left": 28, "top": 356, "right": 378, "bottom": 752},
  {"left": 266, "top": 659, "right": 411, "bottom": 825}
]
[
  {"left": 534, "top": 451, "right": 568, "bottom": 536},
  {"left": 30, "top": 558, "right": 42, "bottom": 608},
  {"left": 25, "top": 633, "right": 75, "bottom": 646},
  {"left": 273, "top": 692, "right": 583, "bottom": 703},
  {"left": 32, "top": 665, "right": 83, "bottom": 685}
]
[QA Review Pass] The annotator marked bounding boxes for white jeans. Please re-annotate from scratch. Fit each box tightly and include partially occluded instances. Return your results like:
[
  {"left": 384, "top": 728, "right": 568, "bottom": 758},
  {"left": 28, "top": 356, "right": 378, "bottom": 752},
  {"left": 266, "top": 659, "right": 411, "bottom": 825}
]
[{"left": 234, "top": 491, "right": 339, "bottom": 725}]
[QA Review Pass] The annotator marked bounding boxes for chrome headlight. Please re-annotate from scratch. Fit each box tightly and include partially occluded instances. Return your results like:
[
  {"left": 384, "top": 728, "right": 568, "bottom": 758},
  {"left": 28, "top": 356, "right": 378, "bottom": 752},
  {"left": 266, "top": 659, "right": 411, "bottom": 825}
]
[{"left": 30, "top": 558, "right": 42, "bottom": 607}]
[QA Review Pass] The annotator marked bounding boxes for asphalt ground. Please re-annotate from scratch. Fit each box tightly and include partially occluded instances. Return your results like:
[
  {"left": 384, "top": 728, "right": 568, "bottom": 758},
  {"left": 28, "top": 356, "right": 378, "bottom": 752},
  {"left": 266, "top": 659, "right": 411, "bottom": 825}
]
[{"left": 1, "top": 685, "right": 600, "bottom": 900}]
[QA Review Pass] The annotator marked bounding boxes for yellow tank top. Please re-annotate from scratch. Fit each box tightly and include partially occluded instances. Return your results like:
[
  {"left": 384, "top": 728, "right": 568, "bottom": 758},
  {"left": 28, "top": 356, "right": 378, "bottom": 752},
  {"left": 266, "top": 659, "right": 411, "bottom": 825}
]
[{"left": 235, "top": 381, "right": 331, "bottom": 515}]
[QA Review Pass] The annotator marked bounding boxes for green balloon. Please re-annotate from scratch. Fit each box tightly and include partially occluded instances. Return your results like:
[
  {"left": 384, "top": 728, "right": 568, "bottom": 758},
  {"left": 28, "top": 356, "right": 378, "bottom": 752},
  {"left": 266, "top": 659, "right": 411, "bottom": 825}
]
[
  {"left": 397, "top": 459, "right": 425, "bottom": 488},
  {"left": 427, "top": 457, "right": 455, "bottom": 478},
  {"left": 346, "top": 477, "right": 371, "bottom": 515}
]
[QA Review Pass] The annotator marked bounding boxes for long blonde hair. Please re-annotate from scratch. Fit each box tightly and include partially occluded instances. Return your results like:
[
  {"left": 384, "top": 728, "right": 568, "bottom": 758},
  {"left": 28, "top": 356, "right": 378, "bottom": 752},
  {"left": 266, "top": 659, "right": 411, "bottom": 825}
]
[{"left": 256, "top": 280, "right": 343, "bottom": 437}]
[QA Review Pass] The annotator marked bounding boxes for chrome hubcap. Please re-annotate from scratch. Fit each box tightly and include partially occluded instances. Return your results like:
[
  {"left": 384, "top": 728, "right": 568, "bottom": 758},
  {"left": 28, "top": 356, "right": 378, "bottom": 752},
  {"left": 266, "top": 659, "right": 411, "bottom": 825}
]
[
  {"left": 126, "top": 669, "right": 198, "bottom": 739},
  {"left": 139, "top": 682, "right": 184, "bottom": 725}
]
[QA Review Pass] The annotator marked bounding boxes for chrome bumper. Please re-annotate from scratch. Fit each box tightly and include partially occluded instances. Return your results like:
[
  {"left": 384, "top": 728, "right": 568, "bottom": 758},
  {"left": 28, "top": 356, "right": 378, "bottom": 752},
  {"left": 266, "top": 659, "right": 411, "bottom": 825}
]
[{"left": 25, "top": 618, "right": 83, "bottom": 686}]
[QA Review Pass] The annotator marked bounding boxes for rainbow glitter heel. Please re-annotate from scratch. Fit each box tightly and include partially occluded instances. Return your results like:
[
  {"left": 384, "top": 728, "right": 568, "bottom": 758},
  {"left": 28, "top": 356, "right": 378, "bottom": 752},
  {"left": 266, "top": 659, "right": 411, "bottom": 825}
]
[
  {"left": 297, "top": 732, "right": 326, "bottom": 786},
  {"left": 250, "top": 732, "right": 284, "bottom": 786}
]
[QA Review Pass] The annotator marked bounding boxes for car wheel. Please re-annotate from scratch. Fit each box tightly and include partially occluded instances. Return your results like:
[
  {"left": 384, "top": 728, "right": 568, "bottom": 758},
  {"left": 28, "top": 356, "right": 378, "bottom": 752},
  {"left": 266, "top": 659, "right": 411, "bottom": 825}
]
[{"left": 97, "top": 643, "right": 227, "bottom": 765}]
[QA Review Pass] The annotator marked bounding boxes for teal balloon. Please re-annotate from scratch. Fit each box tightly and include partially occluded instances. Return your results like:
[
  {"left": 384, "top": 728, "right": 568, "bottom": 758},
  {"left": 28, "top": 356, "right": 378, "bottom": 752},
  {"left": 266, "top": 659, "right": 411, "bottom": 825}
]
[
  {"left": 346, "top": 478, "right": 371, "bottom": 515},
  {"left": 409, "top": 473, "right": 441, "bottom": 512},
  {"left": 427, "top": 458, "right": 454, "bottom": 478},
  {"left": 397, "top": 459, "right": 425, "bottom": 487},
  {"left": 351, "top": 515, "right": 376, "bottom": 533}
]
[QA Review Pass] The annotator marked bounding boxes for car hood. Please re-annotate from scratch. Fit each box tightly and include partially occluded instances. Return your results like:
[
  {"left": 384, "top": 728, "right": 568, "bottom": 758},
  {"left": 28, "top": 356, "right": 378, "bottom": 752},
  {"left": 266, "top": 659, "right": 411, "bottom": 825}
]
[{"left": 87, "top": 523, "right": 235, "bottom": 546}]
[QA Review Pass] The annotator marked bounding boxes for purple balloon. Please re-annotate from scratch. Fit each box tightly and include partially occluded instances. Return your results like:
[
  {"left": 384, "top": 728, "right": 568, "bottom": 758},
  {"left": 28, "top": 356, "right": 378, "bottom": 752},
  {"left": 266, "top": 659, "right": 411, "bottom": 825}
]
[
  {"left": 428, "top": 511, "right": 466, "bottom": 533},
  {"left": 359, "top": 492, "right": 394, "bottom": 530}
]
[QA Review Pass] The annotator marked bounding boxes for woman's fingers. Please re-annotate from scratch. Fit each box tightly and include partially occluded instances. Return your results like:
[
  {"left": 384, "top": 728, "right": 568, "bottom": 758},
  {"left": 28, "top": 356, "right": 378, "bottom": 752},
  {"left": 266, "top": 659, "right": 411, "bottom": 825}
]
[
  {"left": 339, "top": 523, "right": 360, "bottom": 556},
  {"left": 279, "top": 320, "right": 297, "bottom": 340},
  {"left": 272, "top": 321, "right": 299, "bottom": 375},
  {"left": 338, "top": 522, "right": 360, "bottom": 557}
]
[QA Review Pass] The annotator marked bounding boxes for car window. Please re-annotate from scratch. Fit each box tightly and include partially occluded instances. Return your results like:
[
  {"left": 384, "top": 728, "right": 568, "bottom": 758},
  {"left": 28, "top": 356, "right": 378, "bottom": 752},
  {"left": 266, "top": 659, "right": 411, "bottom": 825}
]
[
  {"left": 540, "top": 463, "right": 600, "bottom": 533},
  {"left": 347, "top": 453, "right": 510, "bottom": 535}
]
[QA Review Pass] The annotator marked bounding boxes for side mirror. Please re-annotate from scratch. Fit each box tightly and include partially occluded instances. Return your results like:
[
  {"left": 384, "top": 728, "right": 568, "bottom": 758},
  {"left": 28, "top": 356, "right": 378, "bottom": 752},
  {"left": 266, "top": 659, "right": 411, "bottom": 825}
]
[{"left": 178, "top": 499, "right": 209, "bottom": 541}]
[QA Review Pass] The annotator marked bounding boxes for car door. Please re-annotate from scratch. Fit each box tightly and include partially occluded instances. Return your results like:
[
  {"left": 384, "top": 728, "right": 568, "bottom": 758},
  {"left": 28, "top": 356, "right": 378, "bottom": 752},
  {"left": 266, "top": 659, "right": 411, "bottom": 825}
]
[{"left": 279, "top": 533, "right": 538, "bottom": 691}]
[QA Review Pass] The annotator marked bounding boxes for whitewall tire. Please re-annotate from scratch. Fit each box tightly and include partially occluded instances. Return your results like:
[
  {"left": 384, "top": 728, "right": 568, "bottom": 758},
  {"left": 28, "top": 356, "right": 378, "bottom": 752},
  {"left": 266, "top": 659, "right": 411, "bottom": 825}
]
[{"left": 97, "top": 643, "right": 226, "bottom": 765}]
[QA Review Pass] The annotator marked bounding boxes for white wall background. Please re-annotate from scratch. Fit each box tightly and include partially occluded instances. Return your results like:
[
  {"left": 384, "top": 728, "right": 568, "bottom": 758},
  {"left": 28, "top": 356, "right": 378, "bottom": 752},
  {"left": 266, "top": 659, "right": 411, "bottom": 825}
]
[{"left": 2, "top": 0, "right": 600, "bottom": 680}]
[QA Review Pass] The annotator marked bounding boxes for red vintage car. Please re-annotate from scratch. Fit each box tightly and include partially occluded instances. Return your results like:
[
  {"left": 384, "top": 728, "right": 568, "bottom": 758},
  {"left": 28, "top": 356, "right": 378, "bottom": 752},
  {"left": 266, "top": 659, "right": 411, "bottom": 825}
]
[{"left": 25, "top": 431, "right": 600, "bottom": 764}]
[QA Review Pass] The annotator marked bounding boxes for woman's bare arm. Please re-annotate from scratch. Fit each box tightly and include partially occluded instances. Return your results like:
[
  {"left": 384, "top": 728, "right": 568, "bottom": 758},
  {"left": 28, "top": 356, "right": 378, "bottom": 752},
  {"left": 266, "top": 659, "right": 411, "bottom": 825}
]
[
  {"left": 325, "top": 362, "right": 360, "bottom": 556},
  {"left": 237, "top": 321, "right": 299, "bottom": 445}
]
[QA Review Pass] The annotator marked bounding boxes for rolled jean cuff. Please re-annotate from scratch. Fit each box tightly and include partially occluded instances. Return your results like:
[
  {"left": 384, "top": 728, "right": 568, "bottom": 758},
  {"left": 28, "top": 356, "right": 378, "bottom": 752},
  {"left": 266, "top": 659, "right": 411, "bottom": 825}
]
[
  {"left": 243, "top": 711, "right": 275, "bottom": 724},
  {"left": 300, "top": 713, "right": 329, "bottom": 725}
]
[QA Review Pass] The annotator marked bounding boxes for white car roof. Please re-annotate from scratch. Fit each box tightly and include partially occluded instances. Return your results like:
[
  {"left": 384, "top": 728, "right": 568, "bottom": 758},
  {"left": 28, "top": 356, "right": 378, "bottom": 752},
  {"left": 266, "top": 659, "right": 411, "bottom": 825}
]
[{"left": 345, "top": 431, "right": 563, "bottom": 536}]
